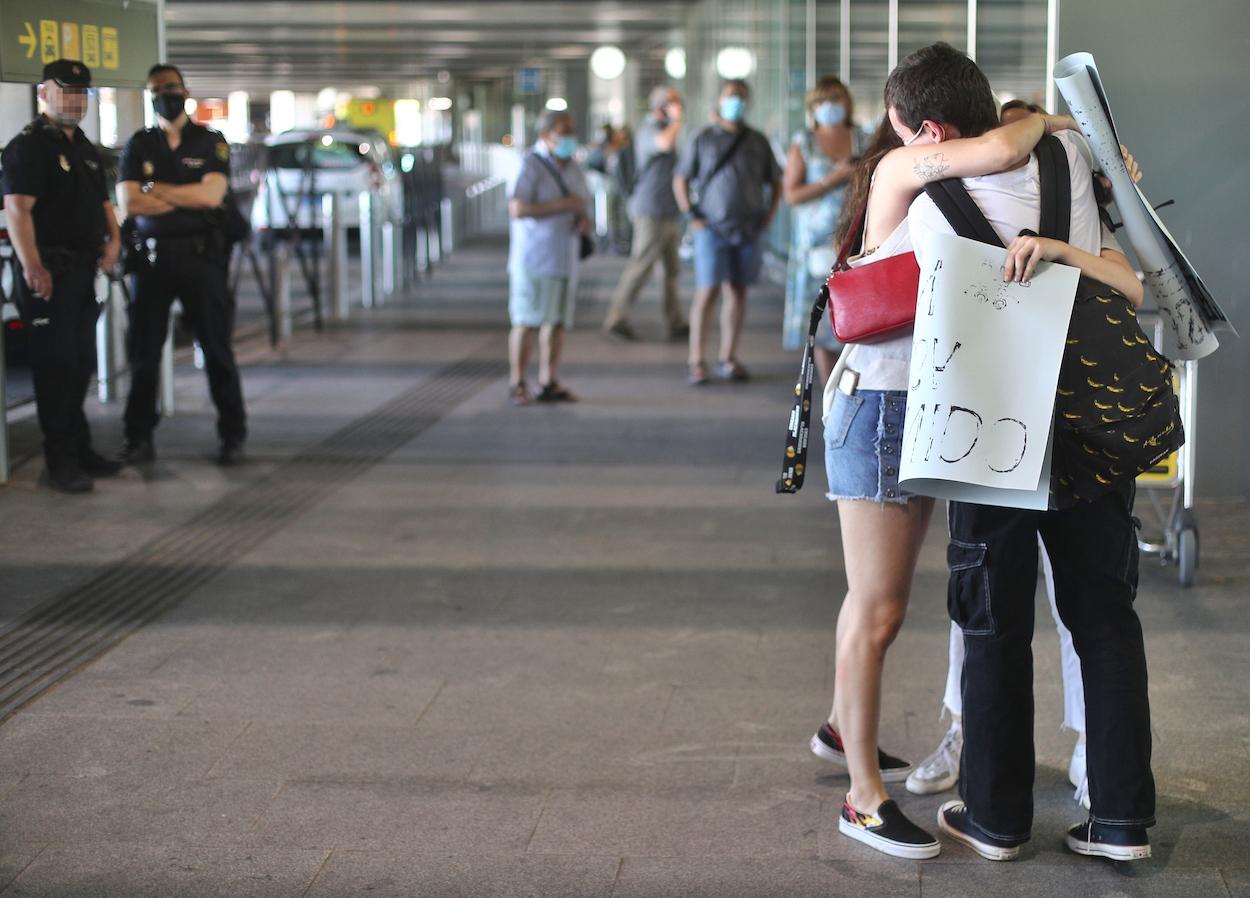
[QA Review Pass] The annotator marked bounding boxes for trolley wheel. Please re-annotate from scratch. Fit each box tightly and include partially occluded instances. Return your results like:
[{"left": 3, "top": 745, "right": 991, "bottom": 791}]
[{"left": 1177, "top": 526, "right": 1198, "bottom": 588}]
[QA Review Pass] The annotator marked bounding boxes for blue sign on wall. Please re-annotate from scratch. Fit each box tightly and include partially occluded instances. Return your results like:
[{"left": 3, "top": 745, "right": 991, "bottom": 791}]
[{"left": 516, "top": 67, "right": 542, "bottom": 94}]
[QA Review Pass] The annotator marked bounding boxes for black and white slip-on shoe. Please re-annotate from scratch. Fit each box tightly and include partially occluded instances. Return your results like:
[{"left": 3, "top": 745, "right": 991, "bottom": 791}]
[
  {"left": 1065, "top": 819, "right": 1151, "bottom": 861},
  {"left": 938, "top": 800, "right": 1025, "bottom": 861},
  {"left": 839, "top": 798, "right": 941, "bottom": 860},
  {"left": 810, "top": 723, "right": 914, "bottom": 783}
]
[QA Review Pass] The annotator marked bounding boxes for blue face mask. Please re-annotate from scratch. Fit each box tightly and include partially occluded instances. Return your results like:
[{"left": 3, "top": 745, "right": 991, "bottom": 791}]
[
  {"left": 719, "top": 95, "right": 746, "bottom": 123},
  {"left": 813, "top": 101, "right": 847, "bottom": 127},
  {"left": 552, "top": 135, "right": 578, "bottom": 160}
]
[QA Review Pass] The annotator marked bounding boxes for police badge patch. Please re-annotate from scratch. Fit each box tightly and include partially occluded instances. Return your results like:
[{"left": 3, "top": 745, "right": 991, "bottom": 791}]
[
  {"left": 215, "top": 142, "right": 230, "bottom": 163},
  {"left": 142, "top": 160, "right": 155, "bottom": 177}
]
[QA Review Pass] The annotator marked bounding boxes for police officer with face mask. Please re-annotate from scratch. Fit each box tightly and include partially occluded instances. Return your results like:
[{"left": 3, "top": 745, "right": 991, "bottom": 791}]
[
  {"left": 117, "top": 63, "right": 246, "bottom": 467},
  {"left": 1, "top": 60, "right": 124, "bottom": 492}
]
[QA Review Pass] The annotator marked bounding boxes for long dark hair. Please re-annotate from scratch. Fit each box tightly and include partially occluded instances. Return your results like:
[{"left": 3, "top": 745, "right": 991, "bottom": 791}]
[{"left": 833, "top": 116, "right": 903, "bottom": 253}]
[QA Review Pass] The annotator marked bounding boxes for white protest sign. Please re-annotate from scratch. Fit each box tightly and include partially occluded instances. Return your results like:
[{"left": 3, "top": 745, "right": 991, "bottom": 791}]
[
  {"left": 1053, "top": 52, "right": 1235, "bottom": 360},
  {"left": 899, "top": 231, "right": 1079, "bottom": 510}
]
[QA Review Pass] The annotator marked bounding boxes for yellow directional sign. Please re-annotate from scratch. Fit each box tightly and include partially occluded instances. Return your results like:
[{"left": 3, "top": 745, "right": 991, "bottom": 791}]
[
  {"left": 18, "top": 22, "right": 35, "bottom": 59},
  {"left": 0, "top": 0, "right": 158, "bottom": 88}
]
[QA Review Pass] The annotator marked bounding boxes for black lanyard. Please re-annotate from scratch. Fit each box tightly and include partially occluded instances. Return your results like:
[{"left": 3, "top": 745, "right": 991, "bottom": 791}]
[{"left": 776, "top": 283, "right": 828, "bottom": 493}]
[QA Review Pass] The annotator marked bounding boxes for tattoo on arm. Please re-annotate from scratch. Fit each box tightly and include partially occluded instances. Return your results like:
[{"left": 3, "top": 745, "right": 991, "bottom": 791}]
[{"left": 913, "top": 153, "right": 951, "bottom": 182}]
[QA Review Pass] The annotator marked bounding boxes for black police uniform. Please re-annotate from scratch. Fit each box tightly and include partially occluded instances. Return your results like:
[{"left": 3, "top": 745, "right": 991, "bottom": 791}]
[
  {"left": 118, "top": 121, "right": 246, "bottom": 448},
  {"left": 0, "top": 115, "right": 109, "bottom": 474}
]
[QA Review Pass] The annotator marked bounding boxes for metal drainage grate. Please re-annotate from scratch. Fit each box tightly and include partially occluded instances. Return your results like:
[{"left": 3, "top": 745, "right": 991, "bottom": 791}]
[{"left": 0, "top": 356, "right": 503, "bottom": 726}]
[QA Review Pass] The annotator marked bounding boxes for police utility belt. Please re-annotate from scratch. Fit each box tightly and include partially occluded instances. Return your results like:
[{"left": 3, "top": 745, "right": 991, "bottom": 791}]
[
  {"left": 38, "top": 244, "right": 99, "bottom": 272},
  {"left": 125, "top": 231, "right": 221, "bottom": 271}
]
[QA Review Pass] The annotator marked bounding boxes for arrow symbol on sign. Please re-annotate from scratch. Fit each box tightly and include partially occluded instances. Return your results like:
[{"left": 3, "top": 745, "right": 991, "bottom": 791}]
[{"left": 19, "top": 21, "right": 36, "bottom": 58}]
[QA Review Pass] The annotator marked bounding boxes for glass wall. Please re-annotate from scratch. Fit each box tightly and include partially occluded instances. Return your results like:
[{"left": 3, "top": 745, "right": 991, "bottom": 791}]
[{"left": 669, "top": 0, "right": 1047, "bottom": 255}]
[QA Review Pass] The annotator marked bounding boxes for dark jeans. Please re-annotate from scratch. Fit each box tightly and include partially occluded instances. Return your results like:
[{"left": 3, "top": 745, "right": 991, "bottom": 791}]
[
  {"left": 949, "top": 482, "right": 1155, "bottom": 841},
  {"left": 123, "top": 248, "right": 246, "bottom": 444},
  {"left": 13, "top": 257, "right": 100, "bottom": 471}
]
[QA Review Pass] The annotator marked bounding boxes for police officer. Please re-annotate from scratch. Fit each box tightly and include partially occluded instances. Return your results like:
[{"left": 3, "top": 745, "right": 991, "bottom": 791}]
[
  {"left": 117, "top": 63, "right": 246, "bottom": 467},
  {"left": 1, "top": 60, "right": 123, "bottom": 493}
]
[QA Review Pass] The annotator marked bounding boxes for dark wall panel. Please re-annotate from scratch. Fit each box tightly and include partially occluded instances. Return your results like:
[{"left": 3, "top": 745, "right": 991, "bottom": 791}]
[{"left": 1058, "top": 0, "right": 1250, "bottom": 499}]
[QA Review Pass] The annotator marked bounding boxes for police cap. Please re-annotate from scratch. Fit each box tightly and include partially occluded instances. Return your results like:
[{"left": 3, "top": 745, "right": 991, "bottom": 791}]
[{"left": 42, "top": 59, "right": 92, "bottom": 88}]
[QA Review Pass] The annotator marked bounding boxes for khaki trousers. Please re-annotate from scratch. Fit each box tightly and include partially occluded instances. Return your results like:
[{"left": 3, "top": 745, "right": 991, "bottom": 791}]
[{"left": 603, "top": 216, "right": 684, "bottom": 330}]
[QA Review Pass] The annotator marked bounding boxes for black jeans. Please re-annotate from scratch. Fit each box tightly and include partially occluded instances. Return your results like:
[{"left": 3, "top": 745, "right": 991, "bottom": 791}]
[
  {"left": 13, "top": 256, "right": 100, "bottom": 471},
  {"left": 123, "top": 247, "right": 246, "bottom": 444},
  {"left": 949, "top": 482, "right": 1155, "bottom": 841}
]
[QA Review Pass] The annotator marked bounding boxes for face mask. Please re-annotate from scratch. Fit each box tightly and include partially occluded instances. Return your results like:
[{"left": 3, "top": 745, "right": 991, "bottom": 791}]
[
  {"left": 153, "top": 92, "right": 187, "bottom": 121},
  {"left": 553, "top": 135, "right": 578, "bottom": 160},
  {"left": 902, "top": 122, "right": 931, "bottom": 146},
  {"left": 719, "top": 96, "right": 746, "bottom": 123},
  {"left": 813, "top": 101, "right": 847, "bottom": 127}
]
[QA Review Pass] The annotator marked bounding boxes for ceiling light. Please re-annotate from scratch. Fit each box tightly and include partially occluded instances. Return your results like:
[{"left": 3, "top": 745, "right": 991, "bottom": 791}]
[
  {"left": 545, "top": 97, "right": 568, "bottom": 112},
  {"left": 716, "top": 47, "right": 755, "bottom": 80},
  {"left": 429, "top": 97, "right": 453, "bottom": 111},
  {"left": 590, "top": 45, "right": 627, "bottom": 81},
  {"left": 665, "top": 48, "right": 687, "bottom": 80}
]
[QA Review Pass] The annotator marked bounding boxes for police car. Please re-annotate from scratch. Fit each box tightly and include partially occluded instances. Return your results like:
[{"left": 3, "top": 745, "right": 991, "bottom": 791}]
[{"left": 250, "top": 129, "right": 402, "bottom": 236}]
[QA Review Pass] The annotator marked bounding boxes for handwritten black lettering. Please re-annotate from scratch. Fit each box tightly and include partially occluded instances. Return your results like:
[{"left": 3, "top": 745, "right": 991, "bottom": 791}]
[
  {"left": 987, "top": 417, "right": 1028, "bottom": 473},
  {"left": 939, "top": 406, "right": 982, "bottom": 463}
]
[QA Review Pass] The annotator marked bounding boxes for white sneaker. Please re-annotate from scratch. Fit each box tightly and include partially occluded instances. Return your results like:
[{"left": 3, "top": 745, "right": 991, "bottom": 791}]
[{"left": 905, "top": 724, "right": 963, "bottom": 795}]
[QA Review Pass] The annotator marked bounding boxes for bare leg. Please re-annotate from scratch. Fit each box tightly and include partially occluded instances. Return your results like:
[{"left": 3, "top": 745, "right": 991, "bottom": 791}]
[
  {"left": 718, "top": 282, "right": 748, "bottom": 363},
  {"left": 538, "top": 323, "right": 565, "bottom": 387},
  {"left": 509, "top": 326, "right": 536, "bottom": 386},
  {"left": 833, "top": 496, "right": 936, "bottom": 813},
  {"left": 688, "top": 285, "right": 720, "bottom": 367}
]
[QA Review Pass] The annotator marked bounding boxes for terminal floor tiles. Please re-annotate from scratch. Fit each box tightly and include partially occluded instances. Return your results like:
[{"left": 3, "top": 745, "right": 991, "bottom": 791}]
[{"left": 0, "top": 238, "right": 1248, "bottom": 897}]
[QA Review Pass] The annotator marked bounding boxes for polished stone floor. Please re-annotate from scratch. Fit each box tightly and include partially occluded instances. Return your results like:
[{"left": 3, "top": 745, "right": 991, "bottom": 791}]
[{"left": 0, "top": 236, "right": 1246, "bottom": 897}]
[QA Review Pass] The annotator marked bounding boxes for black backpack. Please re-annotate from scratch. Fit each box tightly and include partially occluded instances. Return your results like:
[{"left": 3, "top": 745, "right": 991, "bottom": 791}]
[{"left": 923, "top": 135, "right": 1183, "bottom": 508}]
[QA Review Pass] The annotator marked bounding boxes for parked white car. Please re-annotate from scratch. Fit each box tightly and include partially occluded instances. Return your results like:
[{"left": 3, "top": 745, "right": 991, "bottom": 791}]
[{"left": 250, "top": 130, "right": 403, "bottom": 234}]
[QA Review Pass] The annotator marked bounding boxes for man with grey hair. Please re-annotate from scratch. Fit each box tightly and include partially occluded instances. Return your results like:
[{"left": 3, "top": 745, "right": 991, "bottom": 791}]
[
  {"left": 506, "top": 109, "right": 592, "bottom": 404},
  {"left": 600, "top": 85, "right": 689, "bottom": 342}
]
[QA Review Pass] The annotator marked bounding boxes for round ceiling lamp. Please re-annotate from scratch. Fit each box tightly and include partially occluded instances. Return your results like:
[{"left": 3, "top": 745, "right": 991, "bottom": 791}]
[
  {"left": 665, "top": 48, "right": 687, "bottom": 79},
  {"left": 590, "top": 45, "right": 627, "bottom": 81},
  {"left": 716, "top": 46, "right": 755, "bottom": 80}
]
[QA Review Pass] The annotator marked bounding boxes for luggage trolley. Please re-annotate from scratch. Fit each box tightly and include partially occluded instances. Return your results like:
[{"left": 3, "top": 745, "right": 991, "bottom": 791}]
[{"left": 1135, "top": 312, "right": 1200, "bottom": 587}]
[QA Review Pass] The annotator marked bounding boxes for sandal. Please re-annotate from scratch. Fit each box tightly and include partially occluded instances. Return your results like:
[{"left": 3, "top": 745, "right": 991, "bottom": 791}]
[
  {"left": 715, "top": 358, "right": 750, "bottom": 382},
  {"left": 536, "top": 381, "right": 578, "bottom": 402},
  {"left": 509, "top": 382, "right": 530, "bottom": 406},
  {"left": 688, "top": 362, "right": 710, "bottom": 386}
]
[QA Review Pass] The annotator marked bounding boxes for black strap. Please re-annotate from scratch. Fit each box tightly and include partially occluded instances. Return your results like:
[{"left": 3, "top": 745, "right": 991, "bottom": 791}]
[
  {"left": 1034, "top": 134, "right": 1071, "bottom": 242},
  {"left": 531, "top": 151, "right": 574, "bottom": 197},
  {"left": 923, "top": 179, "right": 1004, "bottom": 247},
  {"left": 776, "top": 284, "right": 827, "bottom": 494},
  {"left": 694, "top": 128, "right": 750, "bottom": 203}
]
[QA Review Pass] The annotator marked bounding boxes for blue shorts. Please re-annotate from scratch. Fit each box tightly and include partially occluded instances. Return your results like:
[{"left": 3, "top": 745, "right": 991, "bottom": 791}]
[
  {"left": 824, "top": 388, "right": 914, "bottom": 505},
  {"left": 693, "top": 227, "right": 763, "bottom": 289}
]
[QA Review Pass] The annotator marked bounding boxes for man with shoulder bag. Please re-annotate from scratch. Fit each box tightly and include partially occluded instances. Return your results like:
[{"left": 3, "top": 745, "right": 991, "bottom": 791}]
[
  {"left": 895, "top": 42, "right": 1180, "bottom": 865},
  {"left": 673, "top": 79, "right": 783, "bottom": 385}
]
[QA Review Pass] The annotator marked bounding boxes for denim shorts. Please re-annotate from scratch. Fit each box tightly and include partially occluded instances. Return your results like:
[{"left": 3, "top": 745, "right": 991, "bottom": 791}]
[
  {"left": 693, "top": 227, "right": 763, "bottom": 289},
  {"left": 824, "top": 388, "right": 914, "bottom": 505}
]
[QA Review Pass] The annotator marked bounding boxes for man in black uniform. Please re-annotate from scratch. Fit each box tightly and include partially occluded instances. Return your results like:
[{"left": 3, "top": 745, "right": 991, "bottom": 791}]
[
  {"left": 117, "top": 63, "right": 246, "bottom": 466},
  {"left": 2, "top": 60, "right": 123, "bottom": 493}
]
